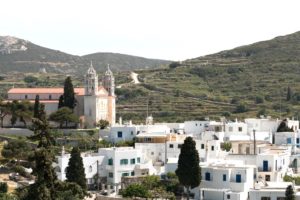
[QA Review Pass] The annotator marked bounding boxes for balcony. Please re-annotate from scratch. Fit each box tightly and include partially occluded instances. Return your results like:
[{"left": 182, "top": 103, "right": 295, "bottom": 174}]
[{"left": 258, "top": 167, "right": 272, "bottom": 172}]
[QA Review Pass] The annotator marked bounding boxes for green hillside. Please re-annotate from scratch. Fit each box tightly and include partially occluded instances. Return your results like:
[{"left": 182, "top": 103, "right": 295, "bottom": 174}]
[{"left": 115, "top": 31, "right": 300, "bottom": 123}]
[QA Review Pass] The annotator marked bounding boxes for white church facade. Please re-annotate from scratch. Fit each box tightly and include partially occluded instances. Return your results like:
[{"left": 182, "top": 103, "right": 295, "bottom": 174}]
[{"left": 6, "top": 63, "right": 116, "bottom": 127}]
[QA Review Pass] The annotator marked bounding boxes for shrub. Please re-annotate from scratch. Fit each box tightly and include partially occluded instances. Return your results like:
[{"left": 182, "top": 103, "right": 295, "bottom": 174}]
[
  {"left": 169, "top": 62, "right": 181, "bottom": 69},
  {"left": 234, "top": 104, "right": 248, "bottom": 113},
  {"left": 0, "top": 182, "right": 8, "bottom": 193},
  {"left": 255, "top": 96, "right": 264, "bottom": 104}
]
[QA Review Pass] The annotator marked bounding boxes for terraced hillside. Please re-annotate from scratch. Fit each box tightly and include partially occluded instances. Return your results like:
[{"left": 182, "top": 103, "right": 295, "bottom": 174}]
[{"left": 115, "top": 31, "right": 300, "bottom": 123}]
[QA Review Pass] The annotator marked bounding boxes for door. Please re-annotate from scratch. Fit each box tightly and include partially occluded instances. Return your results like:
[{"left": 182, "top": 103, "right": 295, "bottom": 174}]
[
  {"left": 236, "top": 174, "right": 241, "bottom": 183},
  {"left": 263, "top": 160, "right": 269, "bottom": 171}
]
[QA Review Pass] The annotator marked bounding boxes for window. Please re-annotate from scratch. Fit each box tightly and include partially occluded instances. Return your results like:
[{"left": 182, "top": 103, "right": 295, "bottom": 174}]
[
  {"left": 122, "top": 172, "right": 129, "bottom": 177},
  {"left": 178, "top": 144, "right": 182, "bottom": 149},
  {"left": 137, "top": 157, "right": 141, "bottom": 163},
  {"left": 205, "top": 172, "right": 211, "bottom": 181},
  {"left": 287, "top": 138, "right": 292, "bottom": 144},
  {"left": 89, "top": 165, "right": 92, "bottom": 172},
  {"left": 151, "top": 152, "right": 154, "bottom": 155},
  {"left": 201, "top": 144, "right": 205, "bottom": 149},
  {"left": 131, "top": 131, "right": 134, "bottom": 135},
  {"left": 25, "top": 95, "right": 28, "bottom": 99},
  {"left": 211, "top": 146, "right": 214, "bottom": 151},
  {"left": 265, "top": 175, "right": 270, "bottom": 181},
  {"left": 223, "top": 174, "right": 226, "bottom": 181},
  {"left": 169, "top": 144, "right": 174, "bottom": 148},
  {"left": 131, "top": 171, "right": 135, "bottom": 176},
  {"left": 261, "top": 197, "right": 271, "bottom": 200},
  {"left": 120, "top": 159, "right": 128, "bottom": 165},
  {"left": 117, "top": 131, "right": 122, "bottom": 138},
  {"left": 130, "top": 158, "right": 135, "bottom": 164},
  {"left": 277, "top": 197, "right": 285, "bottom": 200},
  {"left": 227, "top": 194, "right": 230, "bottom": 199},
  {"left": 108, "top": 158, "right": 113, "bottom": 165},
  {"left": 238, "top": 127, "right": 242, "bottom": 132},
  {"left": 49, "top": 94, "right": 52, "bottom": 100},
  {"left": 109, "top": 172, "right": 113, "bottom": 178},
  {"left": 229, "top": 127, "right": 233, "bottom": 132},
  {"left": 297, "top": 138, "right": 300, "bottom": 144}
]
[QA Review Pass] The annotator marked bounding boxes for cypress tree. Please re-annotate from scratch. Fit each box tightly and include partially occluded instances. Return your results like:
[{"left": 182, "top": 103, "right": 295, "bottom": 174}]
[
  {"left": 58, "top": 95, "right": 64, "bottom": 109},
  {"left": 63, "top": 77, "right": 76, "bottom": 110},
  {"left": 33, "top": 95, "right": 40, "bottom": 118},
  {"left": 285, "top": 185, "right": 295, "bottom": 200},
  {"left": 66, "top": 147, "right": 87, "bottom": 192},
  {"left": 176, "top": 137, "right": 201, "bottom": 200}
]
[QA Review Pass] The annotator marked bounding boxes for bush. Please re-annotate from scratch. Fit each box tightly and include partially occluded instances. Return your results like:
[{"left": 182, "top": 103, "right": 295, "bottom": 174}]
[
  {"left": 234, "top": 104, "right": 248, "bottom": 113},
  {"left": 24, "top": 76, "right": 38, "bottom": 83},
  {"left": 169, "top": 62, "right": 181, "bottom": 69},
  {"left": 0, "top": 182, "right": 8, "bottom": 193},
  {"left": 255, "top": 96, "right": 264, "bottom": 104},
  {"left": 221, "top": 111, "right": 231, "bottom": 117}
]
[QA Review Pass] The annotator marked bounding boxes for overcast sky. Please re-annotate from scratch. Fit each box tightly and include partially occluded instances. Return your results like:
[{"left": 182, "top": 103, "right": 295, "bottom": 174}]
[{"left": 1, "top": 0, "right": 300, "bottom": 61}]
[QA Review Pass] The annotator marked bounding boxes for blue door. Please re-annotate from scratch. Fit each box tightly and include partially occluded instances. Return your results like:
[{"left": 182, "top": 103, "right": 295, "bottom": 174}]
[
  {"left": 236, "top": 174, "right": 241, "bottom": 183},
  {"left": 263, "top": 160, "right": 268, "bottom": 171}
]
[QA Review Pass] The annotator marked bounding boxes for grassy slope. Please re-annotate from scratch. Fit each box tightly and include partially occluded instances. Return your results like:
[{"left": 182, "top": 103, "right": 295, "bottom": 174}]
[{"left": 115, "top": 31, "right": 300, "bottom": 123}]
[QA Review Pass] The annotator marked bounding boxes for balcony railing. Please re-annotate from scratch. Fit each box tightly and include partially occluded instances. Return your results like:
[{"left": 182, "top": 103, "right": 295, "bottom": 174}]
[{"left": 258, "top": 167, "right": 272, "bottom": 172}]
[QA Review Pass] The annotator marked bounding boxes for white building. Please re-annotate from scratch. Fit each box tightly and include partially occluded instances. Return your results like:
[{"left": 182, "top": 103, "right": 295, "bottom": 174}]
[
  {"left": 108, "top": 123, "right": 171, "bottom": 143},
  {"left": 55, "top": 150, "right": 104, "bottom": 186},
  {"left": 249, "top": 182, "right": 300, "bottom": 200},
  {"left": 199, "top": 161, "right": 256, "bottom": 200}
]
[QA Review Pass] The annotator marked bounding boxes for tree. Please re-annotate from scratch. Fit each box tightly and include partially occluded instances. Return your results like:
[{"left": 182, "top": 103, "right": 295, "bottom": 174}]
[
  {"left": 285, "top": 185, "right": 295, "bottom": 200},
  {"left": 176, "top": 137, "right": 201, "bottom": 200},
  {"left": 1, "top": 139, "right": 32, "bottom": 163},
  {"left": 49, "top": 107, "right": 79, "bottom": 128},
  {"left": 63, "top": 77, "right": 76, "bottom": 110},
  {"left": 0, "top": 101, "right": 10, "bottom": 128},
  {"left": 121, "top": 183, "right": 149, "bottom": 199},
  {"left": 97, "top": 119, "right": 109, "bottom": 129},
  {"left": 33, "top": 95, "right": 40, "bottom": 118},
  {"left": 142, "top": 175, "right": 160, "bottom": 190},
  {"left": 287, "top": 86, "right": 293, "bottom": 101},
  {"left": 58, "top": 95, "right": 64, "bottom": 109},
  {"left": 20, "top": 105, "right": 86, "bottom": 200},
  {"left": 277, "top": 119, "right": 294, "bottom": 132},
  {"left": 66, "top": 147, "right": 87, "bottom": 192}
]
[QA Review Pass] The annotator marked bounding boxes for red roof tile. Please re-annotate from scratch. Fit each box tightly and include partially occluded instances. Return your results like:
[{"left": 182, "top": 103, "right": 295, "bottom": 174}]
[{"left": 8, "top": 88, "right": 85, "bottom": 96}]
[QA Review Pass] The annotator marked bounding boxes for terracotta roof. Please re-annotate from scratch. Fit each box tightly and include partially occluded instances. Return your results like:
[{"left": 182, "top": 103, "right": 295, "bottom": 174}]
[{"left": 8, "top": 88, "right": 85, "bottom": 96}]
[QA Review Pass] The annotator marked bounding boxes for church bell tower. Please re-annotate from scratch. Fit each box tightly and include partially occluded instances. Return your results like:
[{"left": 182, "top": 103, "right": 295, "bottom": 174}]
[
  {"left": 84, "top": 61, "right": 98, "bottom": 96},
  {"left": 102, "top": 64, "right": 115, "bottom": 96}
]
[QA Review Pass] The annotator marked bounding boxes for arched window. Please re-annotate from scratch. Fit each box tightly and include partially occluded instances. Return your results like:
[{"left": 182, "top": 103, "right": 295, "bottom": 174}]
[
  {"left": 49, "top": 94, "right": 52, "bottom": 100},
  {"left": 89, "top": 165, "right": 93, "bottom": 172},
  {"left": 25, "top": 95, "right": 28, "bottom": 99}
]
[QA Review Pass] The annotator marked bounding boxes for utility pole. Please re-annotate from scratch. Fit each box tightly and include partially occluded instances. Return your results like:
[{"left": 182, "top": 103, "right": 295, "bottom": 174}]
[{"left": 253, "top": 129, "right": 257, "bottom": 155}]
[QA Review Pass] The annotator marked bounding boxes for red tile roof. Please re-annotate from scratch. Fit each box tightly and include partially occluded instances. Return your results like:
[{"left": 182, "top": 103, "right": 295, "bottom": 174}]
[{"left": 8, "top": 87, "right": 85, "bottom": 96}]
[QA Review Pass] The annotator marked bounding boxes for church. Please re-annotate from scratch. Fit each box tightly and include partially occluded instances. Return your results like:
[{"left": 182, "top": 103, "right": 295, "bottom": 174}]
[{"left": 7, "top": 63, "right": 116, "bottom": 127}]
